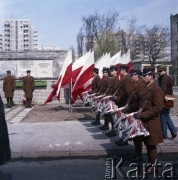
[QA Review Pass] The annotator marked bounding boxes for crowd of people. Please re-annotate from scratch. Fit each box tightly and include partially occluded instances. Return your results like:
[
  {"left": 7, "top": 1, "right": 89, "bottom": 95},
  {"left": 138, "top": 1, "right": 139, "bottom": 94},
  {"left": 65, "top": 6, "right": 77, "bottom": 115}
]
[{"left": 83, "top": 64, "right": 177, "bottom": 174}]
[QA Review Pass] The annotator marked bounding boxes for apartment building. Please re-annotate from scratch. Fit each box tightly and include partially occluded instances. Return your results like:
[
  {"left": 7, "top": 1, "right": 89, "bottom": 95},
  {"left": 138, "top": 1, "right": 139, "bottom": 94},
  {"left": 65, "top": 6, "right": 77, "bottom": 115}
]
[
  {"left": 0, "top": 19, "right": 38, "bottom": 51},
  {"left": 170, "top": 13, "right": 178, "bottom": 85}
]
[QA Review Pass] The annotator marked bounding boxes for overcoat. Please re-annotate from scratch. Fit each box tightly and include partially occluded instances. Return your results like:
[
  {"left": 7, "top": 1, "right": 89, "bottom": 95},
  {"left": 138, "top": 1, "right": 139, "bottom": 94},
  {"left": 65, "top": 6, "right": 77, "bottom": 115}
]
[
  {"left": 23, "top": 76, "right": 35, "bottom": 98},
  {"left": 114, "top": 74, "right": 133, "bottom": 107},
  {"left": 0, "top": 95, "right": 11, "bottom": 164},
  {"left": 96, "top": 76, "right": 110, "bottom": 96},
  {"left": 3, "top": 75, "right": 15, "bottom": 97},
  {"left": 90, "top": 75, "right": 102, "bottom": 94},
  {"left": 106, "top": 75, "right": 121, "bottom": 96},
  {"left": 138, "top": 82, "right": 164, "bottom": 145}
]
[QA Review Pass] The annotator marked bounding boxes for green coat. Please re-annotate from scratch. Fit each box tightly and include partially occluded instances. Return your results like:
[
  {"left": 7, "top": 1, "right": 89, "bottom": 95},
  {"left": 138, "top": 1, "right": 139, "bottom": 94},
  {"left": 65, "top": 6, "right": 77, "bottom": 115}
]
[{"left": 3, "top": 75, "right": 16, "bottom": 97}]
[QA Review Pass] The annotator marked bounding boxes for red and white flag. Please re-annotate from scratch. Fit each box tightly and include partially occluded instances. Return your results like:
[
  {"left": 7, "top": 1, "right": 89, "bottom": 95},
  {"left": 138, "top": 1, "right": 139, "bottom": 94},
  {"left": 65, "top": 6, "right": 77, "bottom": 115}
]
[
  {"left": 120, "top": 49, "right": 131, "bottom": 72},
  {"left": 71, "top": 51, "right": 94, "bottom": 104},
  {"left": 44, "top": 50, "right": 72, "bottom": 104},
  {"left": 72, "top": 51, "right": 91, "bottom": 82}
]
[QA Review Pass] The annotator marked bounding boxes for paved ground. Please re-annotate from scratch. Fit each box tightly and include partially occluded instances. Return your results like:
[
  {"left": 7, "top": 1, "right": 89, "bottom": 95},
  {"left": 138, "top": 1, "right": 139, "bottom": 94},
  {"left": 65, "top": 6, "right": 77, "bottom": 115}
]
[{"left": 5, "top": 104, "right": 178, "bottom": 159}]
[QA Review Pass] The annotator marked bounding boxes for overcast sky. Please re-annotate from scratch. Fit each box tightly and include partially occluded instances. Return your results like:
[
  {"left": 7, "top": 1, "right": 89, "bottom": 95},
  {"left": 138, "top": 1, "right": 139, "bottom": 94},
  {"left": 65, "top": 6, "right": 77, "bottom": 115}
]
[{"left": 0, "top": 0, "right": 178, "bottom": 51}]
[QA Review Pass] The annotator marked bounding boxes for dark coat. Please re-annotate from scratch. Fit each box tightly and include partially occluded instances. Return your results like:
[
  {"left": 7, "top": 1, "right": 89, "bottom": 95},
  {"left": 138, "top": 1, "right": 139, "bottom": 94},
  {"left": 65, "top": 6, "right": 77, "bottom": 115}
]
[
  {"left": 90, "top": 75, "right": 102, "bottom": 94},
  {"left": 127, "top": 78, "right": 146, "bottom": 112},
  {"left": 115, "top": 74, "right": 134, "bottom": 107},
  {"left": 158, "top": 74, "right": 173, "bottom": 95},
  {"left": 138, "top": 82, "right": 164, "bottom": 145},
  {"left": 23, "top": 76, "right": 35, "bottom": 98},
  {"left": 96, "top": 76, "right": 110, "bottom": 95},
  {"left": 106, "top": 75, "right": 121, "bottom": 95},
  {"left": 0, "top": 95, "right": 11, "bottom": 164},
  {"left": 3, "top": 75, "right": 16, "bottom": 98}
]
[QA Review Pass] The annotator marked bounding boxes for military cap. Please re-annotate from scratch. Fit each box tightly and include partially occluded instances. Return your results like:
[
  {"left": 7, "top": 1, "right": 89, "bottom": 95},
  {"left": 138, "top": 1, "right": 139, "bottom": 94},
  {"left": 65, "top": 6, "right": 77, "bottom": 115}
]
[
  {"left": 92, "top": 68, "right": 99, "bottom": 74},
  {"left": 6, "top": 70, "right": 11, "bottom": 74},
  {"left": 130, "top": 67, "right": 141, "bottom": 76},
  {"left": 142, "top": 67, "right": 155, "bottom": 76},
  {"left": 102, "top": 67, "right": 109, "bottom": 73},
  {"left": 157, "top": 65, "right": 166, "bottom": 72},
  {"left": 26, "top": 70, "right": 31, "bottom": 73},
  {"left": 109, "top": 65, "right": 117, "bottom": 71},
  {"left": 119, "top": 64, "right": 128, "bottom": 71}
]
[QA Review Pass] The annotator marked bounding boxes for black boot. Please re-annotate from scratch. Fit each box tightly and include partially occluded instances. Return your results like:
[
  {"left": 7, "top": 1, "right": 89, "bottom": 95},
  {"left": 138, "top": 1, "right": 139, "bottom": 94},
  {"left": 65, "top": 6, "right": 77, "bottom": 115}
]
[
  {"left": 99, "top": 116, "right": 109, "bottom": 130},
  {"left": 6, "top": 98, "right": 10, "bottom": 108},
  {"left": 105, "top": 117, "right": 117, "bottom": 137},
  {"left": 92, "top": 112, "right": 101, "bottom": 125},
  {"left": 26, "top": 98, "right": 29, "bottom": 108},
  {"left": 29, "top": 99, "right": 32, "bottom": 108},
  {"left": 115, "top": 139, "right": 128, "bottom": 146},
  {"left": 128, "top": 154, "right": 143, "bottom": 163}
]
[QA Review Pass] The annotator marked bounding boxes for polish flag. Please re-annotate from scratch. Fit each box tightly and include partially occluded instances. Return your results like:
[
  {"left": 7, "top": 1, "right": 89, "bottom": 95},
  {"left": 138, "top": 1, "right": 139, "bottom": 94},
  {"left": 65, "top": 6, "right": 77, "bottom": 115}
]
[
  {"left": 71, "top": 51, "right": 94, "bottom": 104},
  {"left": 72, "top": 51, "right": 91, "bottom": 82},
  {"left": 95, "top": 53, "right": 111, "bottom": 78},
  {"left": 110, "top": 51, "right": 121, "bottom": 66},
  {"left": 44, "top": 50, "right": 72, "bottom": 104},
  {"left": 120, "top": 49, "right": 131, "bottom": 72}
]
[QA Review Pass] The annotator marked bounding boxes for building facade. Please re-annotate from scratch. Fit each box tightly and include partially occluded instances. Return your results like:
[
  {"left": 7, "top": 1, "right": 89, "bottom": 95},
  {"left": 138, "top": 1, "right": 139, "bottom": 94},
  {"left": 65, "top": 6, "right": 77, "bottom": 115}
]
[
  {"left": 170, "top": 14, "right": 178, "bottom": 85},
  {"left": 0, "top": 19, "right": 38, "bottom": 51}
]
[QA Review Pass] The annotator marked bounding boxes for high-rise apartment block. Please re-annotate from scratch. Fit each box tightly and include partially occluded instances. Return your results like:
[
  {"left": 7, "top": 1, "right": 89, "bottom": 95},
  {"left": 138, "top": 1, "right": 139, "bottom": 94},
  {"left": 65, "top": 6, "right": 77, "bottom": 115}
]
[
  {"left": 0, "top": 19, "right": 38, "bottom": 51},
  {"left": 170, "top": 14, "right": 178, "bottom": 85}
]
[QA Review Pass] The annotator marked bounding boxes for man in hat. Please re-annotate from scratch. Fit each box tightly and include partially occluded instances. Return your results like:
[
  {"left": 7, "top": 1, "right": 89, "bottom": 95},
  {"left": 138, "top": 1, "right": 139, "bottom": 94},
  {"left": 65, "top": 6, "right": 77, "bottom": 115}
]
[
  {"left": 99, "top": 65, "right": 121, "bottom": 133},
  {"left": 23, "top": 70, "right": 35, "bottom": 108},
  {"left": 107, "top": 64, "right": 133, "bottom": 138},
  {"left": 131, "top": 67, "right": 164, "bottom": 173},
  {"left": 92, "top": 67, "right": 110, "bottom": 125},
  {"left": 3, "top": 70, "right": 16, "bottom": 108},
  {"left": 88, "top": 68, "right": 102, "bottom": 95},
  {"left": 157, "top": 66, "right": 177, "bottom": 139}
]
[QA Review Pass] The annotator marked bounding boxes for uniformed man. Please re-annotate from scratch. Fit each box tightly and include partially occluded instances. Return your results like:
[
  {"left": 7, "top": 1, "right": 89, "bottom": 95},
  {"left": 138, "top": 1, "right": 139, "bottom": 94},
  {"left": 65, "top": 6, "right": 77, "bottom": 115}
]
[
  {"left": 92, "top": 67, "right": 110, "bottom": 125},
  {"left": 99, "top": 65, "right": 121, "bottom": 133},
  {"left": 88, "top": 68, "right": 102, "bottom": 94},
  {"left": 131, "top": 67, "right": 164, "bottom": 173},
  {"left": 23, "top": 70, "right": 35, "bottom": 108},
  {"left": 3, "top": 70, "right": 16, "bottom": 108},
  {"left": 107, "top": 64, "right": 133, "bottom": 138}
]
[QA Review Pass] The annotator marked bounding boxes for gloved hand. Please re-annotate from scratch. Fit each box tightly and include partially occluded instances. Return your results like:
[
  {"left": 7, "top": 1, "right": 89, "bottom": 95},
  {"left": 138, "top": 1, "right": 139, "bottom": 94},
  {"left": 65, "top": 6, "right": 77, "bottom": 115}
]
[
  {"left": 88, "top": 91, "right": 92, "bottom": 94},
  {"left": 133, "top": 113, "right": 141, "bottom": 119},
  {"left": 109, "top": 96, "right": 116, "bottom": 101},
  {"left": 121, "top": 108, "right": 128, "bottom": 114}
]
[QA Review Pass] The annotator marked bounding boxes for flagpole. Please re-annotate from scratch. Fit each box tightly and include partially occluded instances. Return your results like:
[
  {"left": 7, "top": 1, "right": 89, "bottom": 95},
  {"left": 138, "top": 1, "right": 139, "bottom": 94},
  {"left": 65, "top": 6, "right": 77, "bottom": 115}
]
[{"left": 69, "top": 78, "right": 73, "bottom": 113}]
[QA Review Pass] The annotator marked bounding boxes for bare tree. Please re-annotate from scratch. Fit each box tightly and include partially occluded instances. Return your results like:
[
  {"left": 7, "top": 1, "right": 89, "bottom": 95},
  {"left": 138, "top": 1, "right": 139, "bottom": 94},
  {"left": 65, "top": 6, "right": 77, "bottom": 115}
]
[
  {"left": 82, "top": 11, "right": 121, "bottom": 58},
  {"left": 143, "top": 25, "right": 170, "bottom": 67},
  {"left": 77, "top": 28, "right": 84, "bottom": 57}
]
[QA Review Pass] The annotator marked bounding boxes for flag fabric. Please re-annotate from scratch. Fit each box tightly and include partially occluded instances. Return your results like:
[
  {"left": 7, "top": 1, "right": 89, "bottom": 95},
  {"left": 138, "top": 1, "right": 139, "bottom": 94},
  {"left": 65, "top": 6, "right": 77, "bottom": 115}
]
[
  {"left": 71, "top": 51, "right": 94, "bottom": 104},
  {"left": 72, "top": 51, "right": 91, "bottom": 82},
  {"left": 120, "top": 49, "right": 131, "bottom": 72},
  {"left": 110, "top": 51, "right": 121, "bottom": 66},
  {"left": 44, "top": 50, "right": 72, "bottom": 104},
  {"left": 56, "top": 50, "right": 72, "bottom": 96},
  {"left": 95, "top": 53, "right": 111, "bottom": 78}
]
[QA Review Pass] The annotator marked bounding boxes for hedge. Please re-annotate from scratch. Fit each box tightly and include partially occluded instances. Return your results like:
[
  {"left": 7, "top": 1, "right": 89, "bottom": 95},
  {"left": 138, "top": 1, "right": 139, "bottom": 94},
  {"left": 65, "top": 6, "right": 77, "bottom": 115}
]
[{"left": 15, "top": 80, "right": 47, "bottom": 88}]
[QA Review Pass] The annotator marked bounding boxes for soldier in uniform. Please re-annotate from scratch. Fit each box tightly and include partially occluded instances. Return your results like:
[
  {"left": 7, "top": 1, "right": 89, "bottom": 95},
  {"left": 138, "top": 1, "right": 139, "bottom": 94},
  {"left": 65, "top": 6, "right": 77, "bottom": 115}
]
[
  {"left": 157, "top": 66, "right": 177, "bottom": 139},
  {"left": 23, "top": 70, "right": 35, "bottom": 108},
  {"left": 3, "top": 70, "right": 16, "bottom": 108},
  {"left": 0, "top": 95, "right": 11, "bottom": 178},
  {"left": 108, "top": 64, "right": 133, "bottom": 138},
  {"left": 92, "top": 67, "right": 110, "bottom": 125},
  {"left": 88, "top": 68, "right": 102, "bottom": 95},
  {"left": 99, "top": 65, "right": 121, "bottom": 133},
  {"left": 131, "top": 67, "right": 164, "bottom": 173}
]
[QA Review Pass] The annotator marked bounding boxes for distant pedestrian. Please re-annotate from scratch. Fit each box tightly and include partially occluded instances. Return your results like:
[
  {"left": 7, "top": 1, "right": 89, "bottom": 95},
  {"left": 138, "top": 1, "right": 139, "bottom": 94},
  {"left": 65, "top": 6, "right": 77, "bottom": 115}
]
[
  {"left": 23, "top": 70, "right": 35, "bottom": 108},
  {"left": 157, "top": 66, "right": 177, "bottom": 139},
  {"left": 3, "top": 70, "right": 16, "bottom": 108},
  {"left": 0, "top": 95, "right": 11, "bottom": 175}
]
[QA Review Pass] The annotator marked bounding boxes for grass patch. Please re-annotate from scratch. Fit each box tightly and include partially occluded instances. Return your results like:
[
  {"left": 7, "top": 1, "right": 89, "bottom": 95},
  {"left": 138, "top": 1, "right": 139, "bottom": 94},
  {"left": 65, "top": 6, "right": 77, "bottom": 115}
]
[{"left": 15, "top": 80, "right": 47, "bottom": 89}]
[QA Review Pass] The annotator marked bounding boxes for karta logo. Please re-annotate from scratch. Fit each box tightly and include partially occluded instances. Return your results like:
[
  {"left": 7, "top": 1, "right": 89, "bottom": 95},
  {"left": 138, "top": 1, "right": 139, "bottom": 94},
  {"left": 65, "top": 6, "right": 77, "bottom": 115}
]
[{"left": 105, "top": 158, "right": 177, "bottom": 179}]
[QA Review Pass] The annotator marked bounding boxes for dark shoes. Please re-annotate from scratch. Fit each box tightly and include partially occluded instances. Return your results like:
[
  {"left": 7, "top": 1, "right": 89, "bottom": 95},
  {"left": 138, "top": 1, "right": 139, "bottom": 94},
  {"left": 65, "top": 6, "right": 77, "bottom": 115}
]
[
  {"left": 99, "top": 125, "right": 109, "bottom": 130},
  {"left": 115, "top": 139, "right": 128, "bottom": 146},
  {"left": 171, "top": 132, "right": 177, "bottom": 139},
  {"left": 84, "top": 102, "right": 90, "bottom": 107},
  {"left": 91, "top": 120, "right": 100, "bottom": 125},
  {"left": 105, "top": 130, "right": 117, "bottom": 137}
]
